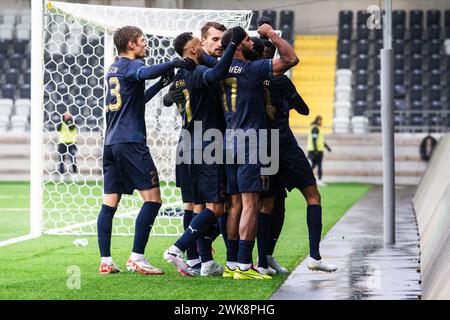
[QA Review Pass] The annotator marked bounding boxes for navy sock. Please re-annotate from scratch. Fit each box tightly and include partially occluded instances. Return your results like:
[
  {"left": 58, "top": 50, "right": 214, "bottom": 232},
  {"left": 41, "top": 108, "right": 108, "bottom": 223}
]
[
  {"left": 226, "top": 240, "right": 239, "bottom": 263},
  {"left": 97, "top": 204, "right": 117, "bottom": 257},
  {"left": 307, "top": 204, "right": 322, "bottom": 260},
  {"left": 257, "top": 212, "right": 270, "bottom": 268},
  {"left": 268, "top": 197, "right": 285, "bottom": 256},
  {"left": 183, "top": 210, "right": 199, "bottom": 261},
  {"left": 238, "top": 240, "right": 255, "bottom": 266},
  {"left": 218, "top": 214, "right": 228, "bottom": 246},
  {"left": 197, "top": 235, "right": 213, "bottom": 262},
  {"left": 175, "top": 208, "right": 215, "bottom": 251},
  {"left": 132, "top": 201, "right": 161, "bottom": 254}
]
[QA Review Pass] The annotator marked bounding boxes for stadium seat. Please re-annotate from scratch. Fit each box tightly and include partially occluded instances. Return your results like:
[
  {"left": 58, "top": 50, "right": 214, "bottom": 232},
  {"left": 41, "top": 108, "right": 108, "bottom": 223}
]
[
  {"left": 357, "top": 39, "right": 369, "bottom": 55},
  {"left": 338, "top": 24, "right": 352, "bottom": 40},
  {"left": 1, "top": 9, "right": 17, "bottom": 25},
  {"left": 0, "top": 114, "right": 9, "bottom": 132},
  {"left": 15, "top": 99, "right": 30, "bottom": 117},
  {"left": 357, "top": 10, "right": 370, "bottom": 26},
  {"left": 428, "top": 39, "right": 441, "bottom": 54},
  {"left": 261, "top": 10, "right": 277, "bottom": 27},
  {"left": 427, "top": 10, "right": 441, "bottom": 27},
  {"left": 353, "top": 100, "right": 368, "bottom": 116},
  {"left": 356, "top": 69, "right": 368, "bottom": 86},
  {"left": 429, "top": 85, "right": 442, "bottom": 102},
  {"left": 410, "top": 70, "right": 423, "bottom": 86},
  {"left": 393, "top": 39, "right": 405, "bottom": 54},
  {"left": 373, "top": 86, "right": 381, "bottom": 102},
  {"left": 23, "top": 69, "right": 31, "bottom": 84},
  {"left": 0, "top": 53, "right": 4, "bottom": 70},
  {"left": 428, "top": 25, "right": 441, "bottom": 40},
  {"left": 339, "top": 10, "right": 353, "bottom": 26},
  {"left": 250, "top": 11, "right": 259, "bottom": 29},
  {"left": 0, "top": 98, "right": 14, "bottom": 116},
  {"left": 394, "top": 54, "right": 405, "bottom": 70},
  {"left": 338, "top": 54, "right": 351, "bottom": 69},
  {"left": 19, "top": 84, "right": 31, "bottom": 99},
  {"left": 356, "top": 54, "right": 369, "bottom": 70},
  {"left": 393, "top": 10, "right": 406, "bottom": 27},
  {"left": 394, "top": 99, "right": 407, "bottom": 110},
  {"left": 9, "top": 53, "right": 23, "bottom": 69},
  {"left": 357, "top": 24, "right": 369, "bottom": 40},
  {"left": 355, "top": 85, "right": 368, "bottom": 101},
  {"left": 372, "top": 55, "right": 381, "bottom": 70},
  {"left": 4, "top": 68, "right": 20, "bottom": 84},
  {"left": 393, "top": 25, "right": 405, "bottom": 40},
  {"left": 411, "top": 85, "right": 423, "bottom": 102},
  {"left": 0, "top": 39, "right": 9, "bottom": 54},
  {"left": 410, "top": 54, "right": 422, "bottom": 70},
  {"left": 373, "top": 70, "right": 380, "bottom": 86},
  {"left": 410, "top": 25, "right": 423, "bottom": 40},
  {"left": 338, "top": 39, "right": 351, "bottom": 55},
  {"left": 430, "top": 100, "right": 443, "bottom": 111},
  {"left": 429, "top": 54, "right": 441, "bottom": 70},
  {"left": 395, "top": 85, "right": 406, "bottom": 98},
  {"left": 429, "top": 70, "right": 441, "bottom": 86},
  {"left": 373, "top": 39, "right": 383, "bottom": 54},
  {"left": 395, "top": 69, "right": 405, "bottom": 85},
  {"left": 410, "top": 10, "right": 424, "bottom": 27},
  {"left": 445, "top": 26, "right": 450, "bottom": 39},
  {"left": 279, "top": 10, "right": 294, "bottom": 29},
  {"left": 19, "top": 9, "right": 31, "bottom": 25},
  {"left": 10, "top": 114, "right": 28, "bottom": 132},
  {"left": 280, "top": 24, "right": 294, "bottom": 44},
  {"left": 12, "top": 39, "right": 29, "bottom": 54},
  {"left": 373, "top": 28, "right": 383, "bottom": 41},
  {"left": 410, "top": 39, "right": 423, "bottom": 55},
  {"left": 15, "top": 23, "right": 30, "bottom": 41},
  {"left": 1, "top": 84, "right": 16, "bottom": 99},
  {"left": 0, "top": 24, "right": 14, "bottom": 40}
]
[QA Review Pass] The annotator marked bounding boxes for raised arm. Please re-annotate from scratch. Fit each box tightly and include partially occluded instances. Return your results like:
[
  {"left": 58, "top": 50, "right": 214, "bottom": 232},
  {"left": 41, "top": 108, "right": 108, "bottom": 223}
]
[
  {"left": 257, "top": 24, "right": 299, "bottom": 77},
  {"left": 144, "top": 70, "right": 174, "bottom": 104}
]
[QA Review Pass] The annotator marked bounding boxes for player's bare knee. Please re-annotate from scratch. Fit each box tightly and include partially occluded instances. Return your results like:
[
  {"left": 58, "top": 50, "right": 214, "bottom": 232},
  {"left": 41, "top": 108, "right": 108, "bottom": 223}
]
[
  {"left": 206, "top": 202, "right": 224, "bottom": 217},
  {"left": 103, "top": 194, "right": 121, "bottom": 208},
  {"left": 185, "top": 203, "right": 194, "bottom": 211}
]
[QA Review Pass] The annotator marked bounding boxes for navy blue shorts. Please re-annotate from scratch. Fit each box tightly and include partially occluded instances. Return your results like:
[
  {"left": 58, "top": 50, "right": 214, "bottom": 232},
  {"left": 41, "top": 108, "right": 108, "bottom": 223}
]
[
  {"left": 262, "top": 173, "right": 287, "bottom": 199},
  {"left": 225, "top": 163, "right": 267, "bottom": 194},
  {"left": 279, "top": 145, "right": 316, "bottom": 191},
  {"left": 176, "top": 163, "right": 194, "bottom": 203},
  {"left": 103, "top": 143, "right": 159, "bottom": 195},
  {"left": 191, "top": 163, "right": 226, "bottom": 204}
]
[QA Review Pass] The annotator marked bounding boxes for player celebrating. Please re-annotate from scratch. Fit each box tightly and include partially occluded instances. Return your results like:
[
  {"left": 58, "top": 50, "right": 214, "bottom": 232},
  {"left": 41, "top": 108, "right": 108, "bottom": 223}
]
[
  {"left": 163, "top": 27, "right": 247, "bottom": 276},
  {"left": 219, "top": 23, "right": 298, "bottom": 280},
  {"left": 257, "top": 37, "right": 337, "bottom": 273},
  {"left": 97, "top": 26, "right": 196, "bottom": 275}
]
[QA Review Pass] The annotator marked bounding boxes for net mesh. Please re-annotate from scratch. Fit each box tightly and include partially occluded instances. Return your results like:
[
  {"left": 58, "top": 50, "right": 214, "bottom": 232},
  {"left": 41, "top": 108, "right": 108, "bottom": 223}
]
[{"left": 42, "top": 1, "right": 252, "bottom": 235}]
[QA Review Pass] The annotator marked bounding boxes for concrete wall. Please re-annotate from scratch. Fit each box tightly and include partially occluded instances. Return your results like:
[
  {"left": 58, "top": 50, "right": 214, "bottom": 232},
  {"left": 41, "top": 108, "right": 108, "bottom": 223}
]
[{"left": 413, "top": 133, "right": 450, "bottom": 300}]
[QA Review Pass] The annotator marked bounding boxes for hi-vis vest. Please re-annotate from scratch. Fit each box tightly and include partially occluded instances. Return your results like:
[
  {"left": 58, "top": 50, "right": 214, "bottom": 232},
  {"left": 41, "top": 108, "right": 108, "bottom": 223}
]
[
  {"left": 307, "top": 125, "right": 324, "bottom": 152},
  {"left": 59, "top": 122, "right": 77, "bottom": 144}
]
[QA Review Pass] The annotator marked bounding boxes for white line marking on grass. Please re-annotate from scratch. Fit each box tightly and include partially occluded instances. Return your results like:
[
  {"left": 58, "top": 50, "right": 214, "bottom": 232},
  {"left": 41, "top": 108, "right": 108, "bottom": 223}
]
[{"left": 0, "top": 234, "right": 40, "bottom": 247}]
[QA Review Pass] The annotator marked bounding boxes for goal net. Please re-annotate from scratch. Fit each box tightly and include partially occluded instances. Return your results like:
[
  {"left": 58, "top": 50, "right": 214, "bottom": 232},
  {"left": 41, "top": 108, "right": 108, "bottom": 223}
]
[{"left": 36, "top": 0, "right": 252, "bottom": 236}]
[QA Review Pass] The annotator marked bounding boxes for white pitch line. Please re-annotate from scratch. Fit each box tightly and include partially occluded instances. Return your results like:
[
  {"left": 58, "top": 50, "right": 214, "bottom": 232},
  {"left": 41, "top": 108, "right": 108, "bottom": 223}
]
[{"left": 0, "top": 234, "right": 40, "bottom": 247}]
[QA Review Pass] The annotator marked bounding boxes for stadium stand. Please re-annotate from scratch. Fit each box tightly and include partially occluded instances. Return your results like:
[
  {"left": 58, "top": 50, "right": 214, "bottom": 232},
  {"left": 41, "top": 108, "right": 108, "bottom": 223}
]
[{"left": 335, "top": 9, "right": 450, "bottom": 133}]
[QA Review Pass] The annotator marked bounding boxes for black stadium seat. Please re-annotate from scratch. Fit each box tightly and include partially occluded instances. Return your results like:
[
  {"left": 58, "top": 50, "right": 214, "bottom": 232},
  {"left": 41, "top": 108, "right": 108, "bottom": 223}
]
[
  {"left": 373, "top": 39, "right": 383, "bottom": 54},
  {"left": 339, "top": 10, "right": 353, "bottom": 26},
  {"left": 353, "top": 100, "right": 367, "bottom": 116},
  {"left": 0, "top": 53, "right": 5, "bottom": 70},
  {"left": 428, "top": 25, "right": 441, "bottom": 40},
  {"left": 357, "top": 24, "right": 369, "bottom": 40},
  {"left": 429, "top": 70, "right": 441, "bottom": 86},
  {"left": 1, "top": 84, "right": 16, "bottom": 99},
  {"left": 261, "top": 10, "right": 277, "bottom": 27},
  {"left": 279, "top": 10, "right": 294, "bottom": 29},
  {"left": 19, "top": 84, "right": 31, "bottom": 99},
  {"left": 411, "top": 85, "right": 423, "bottom": 101},
  {"left": 393, "top": 39, "right": 405, "bottom": 54},
  {"left": 429, "top": 85, "right": 442, "bottom": 102},
  {"left": 338, "top": 39, "right": 351, "bottom": 55},
  {"left": 357, "top": 39, "right": 369, "bottom": 55},
  {"left": 357, "top": 10, "right": 370, "bottom": 26},
  {"left": 410, "top": 54, "right": 422, "bottom": 70},
  {"left": 410, "top": 10, "right": 424, "bottom": 27},
  {"left": 410, "top": 25, "right": 423, "bottom": 40},
  {"left": 5, "top": 68, "right": 20, "bottom": 84},
  {"left": 250, "top": 11, "right": 259, "bottom": 29},
  {"left": 393, "top": 10, "right": 406, "bottom": 27},
  {"left": 427, "top": 10, "right": 441, "bottom": 27},
  {"left": 410, "top": 39, "right": 423, "bottom": 55},
  {"left": 394, "top": 54, "right": 404, "bottom": 70},
  {"left": 429, "top": 54, "right": 441, "bottom": 70},
  {"left": 0, "top": 39, "right": 10, "bottom": 55},
  {"left": 395, "top": 69, "right": 405, "bottom": 85},
  {"left": 393, "top": 25, "right": 405, "bottom": 40},
  {"left": 428, "top": 39, "right": 441, "bottom": 54},
  {"left": 338, "top": 54, "right": 351, "bottom": 69},
  {"left": 356, "top": 69, "right": 368, "bottom": 85},
  {"left": 355, "top": 85, "right": 368, "bottom": 101},
  {"left": 339, "top": 24, "right": 352, "bottom": 40},
  {"left": 280, "top": 24, "right": 294, "bottom": 44},
  {"left": 411, "top": 70, "right": 423, "bottom": 86},
  {"left": 356, "top": 54, "right": 369, "bottom": 70},
  {"left": 9, "top": 53, "right": 24, "bottom": 69}
]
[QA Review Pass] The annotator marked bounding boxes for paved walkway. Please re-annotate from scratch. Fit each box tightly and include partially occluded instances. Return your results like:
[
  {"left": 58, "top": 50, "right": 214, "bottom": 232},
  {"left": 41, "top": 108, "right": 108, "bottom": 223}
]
[{"left": 271, "top": 186, "right": 421, "bottom": 300}]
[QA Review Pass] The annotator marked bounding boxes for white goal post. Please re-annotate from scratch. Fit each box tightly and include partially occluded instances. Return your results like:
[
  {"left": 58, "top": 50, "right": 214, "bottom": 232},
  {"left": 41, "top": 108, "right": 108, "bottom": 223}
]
[{"left": 28, "top": 0, "right": 253, "bottom": 238}]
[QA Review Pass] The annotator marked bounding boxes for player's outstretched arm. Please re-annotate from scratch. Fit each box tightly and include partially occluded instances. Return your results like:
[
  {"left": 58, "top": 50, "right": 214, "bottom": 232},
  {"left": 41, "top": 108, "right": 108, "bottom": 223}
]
[
  {"left": 257, "top": 23, "right": 299, "bottom": 76},
  {"left": 278, "top": 75, "right": 309, "bottom": 115},
  {"left": 144, "top": 70, "right": 174, "bottom": 104},
  {"left": 202, "top": 26, "right": 246, "bottom": 85},
  {"left": 135, "top": 57, "right": 196, "bottom": 81}
]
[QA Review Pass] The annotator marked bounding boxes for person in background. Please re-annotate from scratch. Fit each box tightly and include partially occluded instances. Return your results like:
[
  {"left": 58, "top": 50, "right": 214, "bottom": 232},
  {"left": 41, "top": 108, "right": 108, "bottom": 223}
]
[
  {"left": 56, "top": 111, "right": 78, "bottom": 178},
  {"left": 307, "top": 115, "right": 331, "bottom": 187}
]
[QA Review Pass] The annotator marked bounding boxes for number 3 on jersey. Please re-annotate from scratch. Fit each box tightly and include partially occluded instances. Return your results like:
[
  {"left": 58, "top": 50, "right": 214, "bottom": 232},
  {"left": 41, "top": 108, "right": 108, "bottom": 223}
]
[
  {"left": 221, "top": 77, "right": 237, "bottom": 113},
  {"left": 106, "top": 77, "right": 122, "bottom": 112}
]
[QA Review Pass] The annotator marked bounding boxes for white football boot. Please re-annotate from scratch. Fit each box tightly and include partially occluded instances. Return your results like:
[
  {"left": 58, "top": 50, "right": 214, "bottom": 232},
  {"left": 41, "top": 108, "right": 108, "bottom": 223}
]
[
  {"left": 200, "top": 260, "right": 224, "bottom": 276},
  {"left": 307, "top": 257, "right": 337, "bottom": 272}
]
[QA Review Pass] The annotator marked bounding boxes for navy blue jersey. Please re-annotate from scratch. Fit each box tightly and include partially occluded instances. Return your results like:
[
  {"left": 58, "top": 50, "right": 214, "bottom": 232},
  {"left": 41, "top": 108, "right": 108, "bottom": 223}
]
[
  {"left": 263, "top": 75, "right": 299, "bottom": 148},
  {"left": 221, "top": 59, "right": 272, "bottom": 132},
  {"left": 173, "top": 64, "right": 226, "bottom": 150},
  {"left": 104, "top": 57, "right": 148, "bottom": 145}
]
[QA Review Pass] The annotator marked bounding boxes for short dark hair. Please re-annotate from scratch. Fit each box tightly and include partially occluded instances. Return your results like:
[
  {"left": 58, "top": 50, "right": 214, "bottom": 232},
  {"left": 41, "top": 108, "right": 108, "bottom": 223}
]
[
  {"left": 113, "top": 26, "right": 143, "bottom": 55},
  {"left": 174, "top": 32, "right": 194, "bottom": 57},
  {"left": 201, "top": 21, "right": 227, "bottom": 39},
  {"left": 263, "top": 39, "right": 276, "bottom": 59},
  {"left": 250, "top": 37, "right": 264, "bottom": 59}
]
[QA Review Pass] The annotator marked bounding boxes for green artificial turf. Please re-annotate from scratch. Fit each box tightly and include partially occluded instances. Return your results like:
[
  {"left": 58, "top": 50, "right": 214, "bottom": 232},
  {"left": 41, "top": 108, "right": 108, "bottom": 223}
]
[{"left": 0, "top": 182, "right": 371, "bottom": 300}]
